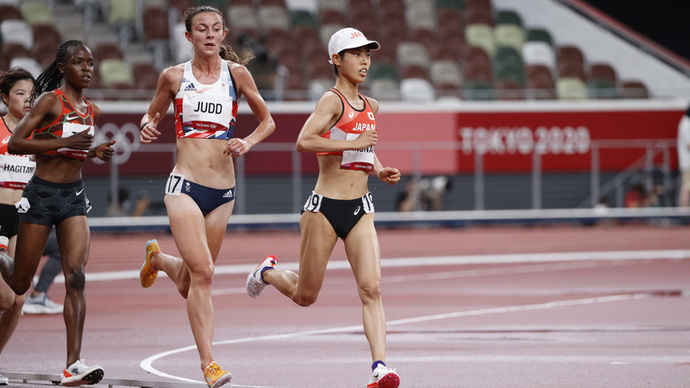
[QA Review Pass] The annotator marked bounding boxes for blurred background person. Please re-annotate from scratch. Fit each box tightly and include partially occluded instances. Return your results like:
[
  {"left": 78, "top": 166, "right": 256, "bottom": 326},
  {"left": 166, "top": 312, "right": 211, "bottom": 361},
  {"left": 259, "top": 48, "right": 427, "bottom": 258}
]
[
  {"left": 677, "top": 105, "right": 690, "bottom": 206},
  {"left": 22, "top": 231, "right": 63, "bottom": 315},
  {"left": 105, "top": 187, "right": 150, "bottom": 217},
  {"left": 396, "top": 176, "right": 451, "bottom": 211}
]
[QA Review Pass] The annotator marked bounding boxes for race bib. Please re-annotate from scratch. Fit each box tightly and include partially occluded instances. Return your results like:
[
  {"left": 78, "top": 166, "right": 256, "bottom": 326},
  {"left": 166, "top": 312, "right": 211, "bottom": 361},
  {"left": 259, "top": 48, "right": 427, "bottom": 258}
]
[
  {"left": 57, "top": 122, "right": 94, "bottom": 159},
  {"left": 182, "top": 89, "right": 232, "bottom": 131},
  {"left": 303, "top": 192, "right": 375, "bottom": 213},
  {"left": 341, "top": 133, "right": 374, "bottom": 171},
  {"left": 303, "top": 191, "right": 323, "bottom": 212},
  {"left": 165, "top": 173, "right": 185, "bottom": 196},
  {"left": 361, "top": 192, "right": 375, "bottom": 213},
  {"left": 0, "top": 154, "right": 35, "bottom": 188}
]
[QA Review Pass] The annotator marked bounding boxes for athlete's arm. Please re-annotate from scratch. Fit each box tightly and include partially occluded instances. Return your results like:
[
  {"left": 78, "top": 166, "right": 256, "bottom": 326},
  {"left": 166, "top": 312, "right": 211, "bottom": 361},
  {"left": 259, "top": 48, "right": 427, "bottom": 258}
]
[
  {"left": 374, "top": 154, "right": 401, "bottom": 186},
  {"left": 86, "top": 103, "right": 116, "bottom": 161},
  {"left": 92, "top": 102, "right": 102, "bottom": 122},
  {"left": 140, "top": 66, "right": 180, "bottom": 143},
  {"left": 8, "top": 92, "right": 92, "bottom": 155},
  {"left": 226, "top": 64, "right": 275, "bottom": 156},
  {"left": 296, "top": 92, "right": 377, "bottom": 153},
  {"left": 366, "top": 95, "right": 380, "bottom": 115},
  {"left": 365, "top": 97, "right": 400, "bottom": 185}
]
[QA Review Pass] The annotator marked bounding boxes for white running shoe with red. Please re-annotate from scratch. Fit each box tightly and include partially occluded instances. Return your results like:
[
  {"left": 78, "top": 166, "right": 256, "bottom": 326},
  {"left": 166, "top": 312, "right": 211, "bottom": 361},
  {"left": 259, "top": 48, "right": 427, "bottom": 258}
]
[
  {"left": 61, "top": 359, "right": 104, "bottom": 387},
  {"left": 367, "top": 364, "right": 400, "bottom": 388},
  {"left": 246, "top": 255, "right": 277, "bottom": 298}
]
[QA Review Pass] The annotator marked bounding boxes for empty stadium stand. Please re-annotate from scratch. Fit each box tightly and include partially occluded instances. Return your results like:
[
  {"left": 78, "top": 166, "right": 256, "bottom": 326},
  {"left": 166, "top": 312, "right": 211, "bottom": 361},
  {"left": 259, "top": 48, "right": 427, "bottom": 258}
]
[{"left": 0, "top": 0, "right": 667, "bottom": 101}]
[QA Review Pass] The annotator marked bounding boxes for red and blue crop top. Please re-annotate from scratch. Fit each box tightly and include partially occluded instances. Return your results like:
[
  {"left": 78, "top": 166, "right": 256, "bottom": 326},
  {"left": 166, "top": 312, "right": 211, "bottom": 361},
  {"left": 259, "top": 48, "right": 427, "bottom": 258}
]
[{"left": 174, "top": 60, "right": 238, "bottom": 140}]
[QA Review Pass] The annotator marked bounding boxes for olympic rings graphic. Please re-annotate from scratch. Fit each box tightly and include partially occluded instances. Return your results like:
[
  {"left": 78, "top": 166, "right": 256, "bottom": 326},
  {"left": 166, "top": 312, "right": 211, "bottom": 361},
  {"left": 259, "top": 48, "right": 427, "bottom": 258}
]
[{"left": 92, "top": 122, "right": 141, "bottom": 165}]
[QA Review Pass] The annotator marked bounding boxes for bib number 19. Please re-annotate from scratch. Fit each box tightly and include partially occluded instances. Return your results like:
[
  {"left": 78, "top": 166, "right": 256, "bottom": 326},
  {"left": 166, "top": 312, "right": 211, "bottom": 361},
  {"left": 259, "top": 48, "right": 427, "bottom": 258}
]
[{"left": 303, "top": 191, "right": 322, "bottom": 212}]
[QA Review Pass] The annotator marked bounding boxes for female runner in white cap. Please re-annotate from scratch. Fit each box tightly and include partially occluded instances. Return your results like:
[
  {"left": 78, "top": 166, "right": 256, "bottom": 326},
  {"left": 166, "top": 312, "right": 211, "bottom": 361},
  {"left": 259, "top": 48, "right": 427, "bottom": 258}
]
[{"left": 246, "top": 27, "right": 401, "bottom": 388}]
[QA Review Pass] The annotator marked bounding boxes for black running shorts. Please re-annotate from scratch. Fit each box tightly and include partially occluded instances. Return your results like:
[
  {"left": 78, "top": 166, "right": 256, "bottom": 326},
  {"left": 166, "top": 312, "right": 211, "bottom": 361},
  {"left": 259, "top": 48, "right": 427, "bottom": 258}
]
[
  {"left": 18, "top": 176, "right": 89, "bottom": 226},
  {"left": 0, "top": 203, "right": 20, "bottom": 237}
]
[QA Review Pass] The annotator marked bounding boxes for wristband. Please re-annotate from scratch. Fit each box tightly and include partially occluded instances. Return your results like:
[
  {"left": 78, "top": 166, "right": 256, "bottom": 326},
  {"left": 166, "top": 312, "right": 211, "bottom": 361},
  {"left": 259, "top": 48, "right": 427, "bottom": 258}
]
[{"left": 140, "top": 122, "right": 149, "bottom": 131}]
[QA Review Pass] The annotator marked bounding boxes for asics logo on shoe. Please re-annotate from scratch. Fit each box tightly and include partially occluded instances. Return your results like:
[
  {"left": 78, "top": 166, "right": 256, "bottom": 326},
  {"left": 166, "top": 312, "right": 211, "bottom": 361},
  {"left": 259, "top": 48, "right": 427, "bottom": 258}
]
[
  {"left": 223, "top": 189, "right": 234, "bottom": 198},
  {"left": 184, "top": 83, "right": 197, "bottom": 92},
  {"left": 354, "top": 206, "right": 361, "bottom": 215}
]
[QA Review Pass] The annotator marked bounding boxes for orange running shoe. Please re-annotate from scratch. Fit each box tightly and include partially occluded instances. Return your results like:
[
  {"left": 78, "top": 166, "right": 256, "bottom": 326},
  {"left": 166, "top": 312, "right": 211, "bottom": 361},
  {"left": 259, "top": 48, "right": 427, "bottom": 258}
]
[
  {"left": 203, "top": 361, "right": 232, "bottom": 388},
  {"left": 140, "top": 239, "right": 160, "bottom": 288}
]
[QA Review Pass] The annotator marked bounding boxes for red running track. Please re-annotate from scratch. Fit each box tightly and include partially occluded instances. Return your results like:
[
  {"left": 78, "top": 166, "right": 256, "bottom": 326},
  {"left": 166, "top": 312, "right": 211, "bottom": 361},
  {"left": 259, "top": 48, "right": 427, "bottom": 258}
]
[{"left": 2, "top": 224, "right": 690, "bottom": 387}]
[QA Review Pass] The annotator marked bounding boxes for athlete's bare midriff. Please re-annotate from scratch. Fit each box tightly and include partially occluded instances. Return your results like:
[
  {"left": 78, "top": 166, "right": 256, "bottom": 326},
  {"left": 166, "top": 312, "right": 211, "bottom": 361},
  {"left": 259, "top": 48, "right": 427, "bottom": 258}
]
[
  {"left": 0, "top": 187, "right": 22, "bottom": 204},
  {"left": 173, "top": 137, "right": 236, "bottom": 188},
  {"left": 313, "top": 154, "right": 370, "bottom": 199},
  {"left": 33, "top": 154, "right": 84, "bottom": 183}
]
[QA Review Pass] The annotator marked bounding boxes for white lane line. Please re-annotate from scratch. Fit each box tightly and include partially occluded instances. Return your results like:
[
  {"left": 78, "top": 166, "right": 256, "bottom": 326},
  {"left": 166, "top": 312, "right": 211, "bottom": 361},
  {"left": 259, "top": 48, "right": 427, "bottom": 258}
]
[
  {"left": 140, "top": 293, "right": 652, "bottom": 381},
  {"left": 382, "top": 260, "right": 623, "bottom": 283},
  {"left": 209, "top": 261, "right": 621, "bottom": 296},
  {"left": 384, "top": 355, "right": 688, "bottom": 364},
  {"left": 50, "top": 249, "right": 690, "bottom": 284}
]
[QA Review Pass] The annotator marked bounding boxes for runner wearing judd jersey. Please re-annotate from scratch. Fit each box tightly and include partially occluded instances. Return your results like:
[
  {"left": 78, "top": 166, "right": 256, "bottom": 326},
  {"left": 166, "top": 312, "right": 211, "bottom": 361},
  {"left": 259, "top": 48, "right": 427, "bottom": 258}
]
[
  {"left": 168, "top": 59, "right": 240, "bottom": 215},
  {"left": 137, "top": 6, "right": 275, "bottom": 386},
  {"left": 174, "top": 59, "right": 238, "bottom": 139}
]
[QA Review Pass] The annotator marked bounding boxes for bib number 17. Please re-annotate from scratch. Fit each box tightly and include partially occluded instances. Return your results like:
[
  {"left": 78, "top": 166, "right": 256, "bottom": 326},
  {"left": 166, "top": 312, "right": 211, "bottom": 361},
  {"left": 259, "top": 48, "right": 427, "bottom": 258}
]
[{"left": 165, "top": 173, "right": 184, "bottom": 196}]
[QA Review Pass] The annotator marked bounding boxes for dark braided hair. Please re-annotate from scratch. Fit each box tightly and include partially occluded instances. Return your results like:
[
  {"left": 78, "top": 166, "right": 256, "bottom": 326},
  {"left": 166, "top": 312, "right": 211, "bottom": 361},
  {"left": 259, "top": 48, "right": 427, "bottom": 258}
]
[
  {"left": 30, "top": 40, "right": 86, "bottom": 104},
  {"left": 182, "top": 6, "right": 254, "bottom": 65},
  {"left": 0, "top": 67, "right": 35, "bottom": 107}
]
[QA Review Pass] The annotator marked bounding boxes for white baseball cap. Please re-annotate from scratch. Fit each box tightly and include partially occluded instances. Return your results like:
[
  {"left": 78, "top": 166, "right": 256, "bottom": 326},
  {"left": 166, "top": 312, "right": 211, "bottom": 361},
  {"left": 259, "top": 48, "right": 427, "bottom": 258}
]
[{"left": 328, "top": 27, "right": 380, "bottom": 64}]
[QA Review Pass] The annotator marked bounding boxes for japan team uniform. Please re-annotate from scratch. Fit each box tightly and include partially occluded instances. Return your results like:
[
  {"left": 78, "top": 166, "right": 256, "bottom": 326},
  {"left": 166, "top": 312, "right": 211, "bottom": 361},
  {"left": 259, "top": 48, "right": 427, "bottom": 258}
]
[
  {"left": 0, "top": 117, "right": 35, "bottom": 237},
  {"left": 303, "top": 88, "right": 377, "bottom": 238}
]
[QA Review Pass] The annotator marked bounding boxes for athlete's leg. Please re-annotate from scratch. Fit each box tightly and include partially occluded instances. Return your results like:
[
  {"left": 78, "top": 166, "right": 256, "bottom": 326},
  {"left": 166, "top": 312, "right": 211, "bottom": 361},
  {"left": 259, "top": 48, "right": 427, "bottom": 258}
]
[
  {"left": 262, "top": 211, "right": 337, "bottom": 306},
  {"left": 8, "top": 222, "right": 52, "bottom": 295},
  {"left": 201, "top": 200, "right": 232, "bottom": 267},
  {"left": 56, "top": 216, "right": 90, "bottom": 367},
  {"left": 0, "top": 235, "right": 18, "bottom": 309},
  {"left": 0, "top": 277, "right": 15, "bottom": 312},
  {"left": 343, "top": 214, "right": 386, "bottom": 362},
  {"left": 164, "top": 194, "right": 233, "bottom": 369},
  {"left": 148, "top": 248, "right": 189, "bottom": 297},
  {"left": 0, "top": 283, "right": 24, "bottom": 353},
  {"left": 0, "top": 234, "right": 24, "bottom": 354},
  {"left": 0, "top": 232, "right": 29, "bottom": 353},
  {"left": 680, "top": 171, "right": 690, "bottom": 207},
  {"left": 33, "top": 231, "right": 63, "bottom": 294}
]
